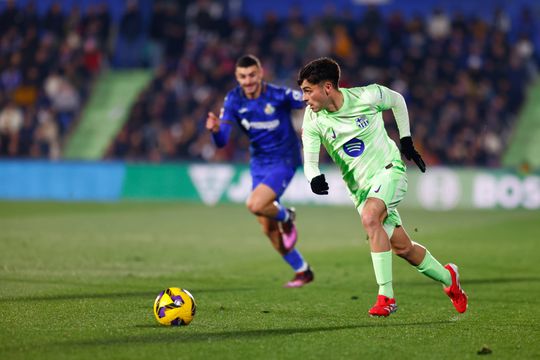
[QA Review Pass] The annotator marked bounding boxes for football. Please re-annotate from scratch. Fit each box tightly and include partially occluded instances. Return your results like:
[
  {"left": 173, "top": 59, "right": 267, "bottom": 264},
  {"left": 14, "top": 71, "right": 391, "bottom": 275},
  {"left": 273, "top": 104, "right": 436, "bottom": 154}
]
[{"left": 153, "top": 287, "right": 196, "bottom": 326}]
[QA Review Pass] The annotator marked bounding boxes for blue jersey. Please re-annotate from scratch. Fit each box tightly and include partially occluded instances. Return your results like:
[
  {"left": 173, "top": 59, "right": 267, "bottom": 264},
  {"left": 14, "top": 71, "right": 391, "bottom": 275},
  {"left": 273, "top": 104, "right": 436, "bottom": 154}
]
[{"left": 213, "top": 83, "right": 304, "bottom": 167}]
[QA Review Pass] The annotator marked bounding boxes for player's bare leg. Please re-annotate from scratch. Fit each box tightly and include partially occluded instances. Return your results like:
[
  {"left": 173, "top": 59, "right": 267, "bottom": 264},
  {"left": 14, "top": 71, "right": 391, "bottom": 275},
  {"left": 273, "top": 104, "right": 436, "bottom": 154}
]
[
  {"left": 247, "top": 185, "right": 313, "bottom": 287},
  {"left": 246, "top": 184, "right": 280, "bottom": 218},
  {"left": 389, "top": 226, "right": 426, "bottom": 266},
  {"left": 362, "top": 198, "right": 397, "bottom": 316},
  {"left": 390, "top": 224, "right": 468, "bottom": 313},
  {"left": 362, "top": 198, "right": 391, "bottom": 252},
  {"left": 246, "top": 184, "right": 297, "bottom": 250},
  {"left": 256, "top": 215, "right": 286, "bottom": 255}
]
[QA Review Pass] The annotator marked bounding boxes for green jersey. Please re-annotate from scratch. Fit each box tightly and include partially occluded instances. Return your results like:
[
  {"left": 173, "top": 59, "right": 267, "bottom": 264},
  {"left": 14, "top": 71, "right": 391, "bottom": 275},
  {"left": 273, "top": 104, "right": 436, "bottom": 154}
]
[{"left": 302, "top": 84, "right": 410, "bottom": 193}]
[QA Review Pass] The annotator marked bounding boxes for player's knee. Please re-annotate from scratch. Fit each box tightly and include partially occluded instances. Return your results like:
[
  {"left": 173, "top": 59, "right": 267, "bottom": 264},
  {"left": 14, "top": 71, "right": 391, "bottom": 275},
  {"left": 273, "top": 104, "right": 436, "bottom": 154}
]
[
  {"left": 246, "top": 198, "right": 262, "bottom": 215},
  {"left": 361, "top": 212, "right": 380, "bottom": 232}
]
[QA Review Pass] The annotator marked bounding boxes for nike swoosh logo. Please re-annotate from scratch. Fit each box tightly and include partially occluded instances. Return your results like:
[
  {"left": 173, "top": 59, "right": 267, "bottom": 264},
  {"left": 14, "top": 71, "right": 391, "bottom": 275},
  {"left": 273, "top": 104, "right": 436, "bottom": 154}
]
[
  {"left": 331, "top": 128, "right": 336, "bottom": 139},
  {"left": 374, "top": 185, "right": 381, "bottom": 193}
]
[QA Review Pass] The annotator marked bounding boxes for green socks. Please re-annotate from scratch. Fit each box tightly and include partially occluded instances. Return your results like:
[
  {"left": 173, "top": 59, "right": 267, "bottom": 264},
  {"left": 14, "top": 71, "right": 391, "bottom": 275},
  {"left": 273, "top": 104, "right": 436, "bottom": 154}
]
[
  {"left": 416, "top": 250, "right": 452, "bottom": 287},
  {"left": 371, "top": 248, "right": 452, "bottom": 298},
  {"left": 371, "top": 250, "right": 394, "bottom": 298}
]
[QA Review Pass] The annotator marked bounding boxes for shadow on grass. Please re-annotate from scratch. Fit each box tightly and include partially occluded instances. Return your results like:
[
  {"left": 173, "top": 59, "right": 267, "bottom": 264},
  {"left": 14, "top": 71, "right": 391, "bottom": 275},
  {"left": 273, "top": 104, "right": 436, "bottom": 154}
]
[
  {"left": 25, "top": 320, "right": 454, "bottom": 349},
  {"left": 400, "top": 276, "right": 540, "bottom": 287},
  {"left": 0, "top": 276, "right": 104, "bottom": 287},
  {"left": 460, "top": 277, "right": 540, "bottom": 285},
  {"left": 0, "top": 288, "right": 256, "bottom": 303}
]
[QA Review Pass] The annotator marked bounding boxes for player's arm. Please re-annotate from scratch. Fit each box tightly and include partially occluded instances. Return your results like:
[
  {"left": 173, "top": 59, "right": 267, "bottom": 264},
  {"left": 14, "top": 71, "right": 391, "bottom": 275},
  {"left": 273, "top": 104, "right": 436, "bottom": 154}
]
[
  {"left": 371, "top": 84, "right": 410, "bottom": 138},
  {"left": 291, "top": 108, "right": 305, "bottom": 133},
  {"left": 302, "top": 115, "right": 329, "bottom": 195},
  {"left": 304, "top": 152, "right": 329, "bottom": 195},
  {"left": 207, "top": 94, "right": 238, "bottom": 148},
  {"left": 283, "top": 88, "right": 306, "bottom": 132},
  {"left": 371, "top": 84, "right": 426, "bottom": 172},
  {"left": 206, "top": 111, "right": 233, "bottom": 148},
  {"left": 285, "top": 88, "right": 305, "bottom": 110}
]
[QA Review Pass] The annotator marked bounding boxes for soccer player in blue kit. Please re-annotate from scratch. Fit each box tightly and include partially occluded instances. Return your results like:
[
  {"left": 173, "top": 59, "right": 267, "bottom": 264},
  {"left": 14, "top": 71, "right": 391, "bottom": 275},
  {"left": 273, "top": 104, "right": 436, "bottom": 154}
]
[{"left": 206, "top": 55, "right": 314, "bottom": 288}]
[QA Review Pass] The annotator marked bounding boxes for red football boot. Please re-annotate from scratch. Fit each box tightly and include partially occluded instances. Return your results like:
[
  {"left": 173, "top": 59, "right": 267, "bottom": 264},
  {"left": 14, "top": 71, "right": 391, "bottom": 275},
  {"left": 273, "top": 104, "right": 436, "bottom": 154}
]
[
  {"left": 443, "top": 263, "right": 468, "bottom": 313},
  {"left": 368, "top": 295, "right": 397, "bottom": 317}
]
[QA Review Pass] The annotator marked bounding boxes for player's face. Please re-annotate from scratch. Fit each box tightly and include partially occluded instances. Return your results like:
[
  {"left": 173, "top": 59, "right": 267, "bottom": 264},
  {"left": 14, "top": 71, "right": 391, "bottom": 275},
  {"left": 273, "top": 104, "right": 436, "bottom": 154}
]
[
  {"left": 235, "top": 65, "right": 263, "bottom": 99},
  {"left": 300, "top": 80, "right": 330, "bottom": 112}
]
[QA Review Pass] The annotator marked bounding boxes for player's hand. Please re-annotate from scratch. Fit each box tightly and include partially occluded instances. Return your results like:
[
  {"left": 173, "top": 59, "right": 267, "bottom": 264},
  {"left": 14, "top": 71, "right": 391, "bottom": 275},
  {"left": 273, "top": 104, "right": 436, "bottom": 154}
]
[
  {"left": 206, "top": 112, "right": 220, "bottom": 132},
  {"left": 310, "top": 174, "right": 329, "bottom": 195},
  {"left": 400, "top": 136, "right": 426, "bottom": 172}
]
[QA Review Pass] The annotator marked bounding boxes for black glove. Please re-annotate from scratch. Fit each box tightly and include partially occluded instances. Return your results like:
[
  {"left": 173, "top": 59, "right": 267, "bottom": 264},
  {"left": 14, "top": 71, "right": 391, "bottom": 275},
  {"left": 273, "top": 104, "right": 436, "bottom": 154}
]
[
  {"left": 400, "top": 136, "right": 426, "bottom": 172},
  {"left": 310, "top": 174, "right": 329, "bottom": 195}
]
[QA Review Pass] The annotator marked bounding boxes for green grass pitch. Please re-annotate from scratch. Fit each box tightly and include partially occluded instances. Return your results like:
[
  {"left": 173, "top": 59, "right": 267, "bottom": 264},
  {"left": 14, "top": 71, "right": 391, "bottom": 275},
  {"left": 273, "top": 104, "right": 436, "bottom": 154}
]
[{"left": 1, "top": 201, "right": 539, "bottom": 359}]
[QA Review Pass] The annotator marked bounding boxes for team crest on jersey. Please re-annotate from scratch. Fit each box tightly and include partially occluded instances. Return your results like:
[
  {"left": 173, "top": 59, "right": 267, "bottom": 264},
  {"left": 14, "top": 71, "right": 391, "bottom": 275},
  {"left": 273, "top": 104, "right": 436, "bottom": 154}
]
[
  {"left": 264, "top": 103, "right": 275, "bottom": 115},
  {"left": 356, "top": 116, "right": 369, "bottom": 128}
]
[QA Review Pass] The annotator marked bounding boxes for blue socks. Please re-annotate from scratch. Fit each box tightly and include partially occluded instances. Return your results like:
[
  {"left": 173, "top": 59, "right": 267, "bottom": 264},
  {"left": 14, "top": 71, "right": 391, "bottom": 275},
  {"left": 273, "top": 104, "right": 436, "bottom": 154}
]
[
  {"left": 274, "top": 201, "right": 290, "bottom": 222},
  {"left": 283, "top": 249, "right": 308, "bottom": 272}
]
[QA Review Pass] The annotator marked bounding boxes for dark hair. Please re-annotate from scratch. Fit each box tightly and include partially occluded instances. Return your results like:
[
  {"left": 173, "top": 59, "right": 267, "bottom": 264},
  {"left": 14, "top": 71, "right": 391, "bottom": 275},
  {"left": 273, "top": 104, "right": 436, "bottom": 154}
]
[
  {"left": 236, "top": 54, "right": 261, "bottom": 68},
  {"left": 297, "top": 57, "right": 340, "bottom": 88}
]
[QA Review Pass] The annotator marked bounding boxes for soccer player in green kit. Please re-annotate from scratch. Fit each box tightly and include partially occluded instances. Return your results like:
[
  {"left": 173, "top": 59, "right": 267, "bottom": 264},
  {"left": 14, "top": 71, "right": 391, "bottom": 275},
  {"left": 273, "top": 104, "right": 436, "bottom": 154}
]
[{"left": 298, "top": 57, "right": 468, "bottom": 317}]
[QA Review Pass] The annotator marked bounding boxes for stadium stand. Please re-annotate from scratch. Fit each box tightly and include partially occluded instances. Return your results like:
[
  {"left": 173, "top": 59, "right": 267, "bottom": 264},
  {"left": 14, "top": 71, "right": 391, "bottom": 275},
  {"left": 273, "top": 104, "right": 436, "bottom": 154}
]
[
  {"left": 0, "top": 0, "right": 538, "bottom": 167},
  {"left": 105, "top": 1, "right": 539, "bottom": 166},
  {"left": 0, "top": 0, "right": 111, "bottom": 158}
]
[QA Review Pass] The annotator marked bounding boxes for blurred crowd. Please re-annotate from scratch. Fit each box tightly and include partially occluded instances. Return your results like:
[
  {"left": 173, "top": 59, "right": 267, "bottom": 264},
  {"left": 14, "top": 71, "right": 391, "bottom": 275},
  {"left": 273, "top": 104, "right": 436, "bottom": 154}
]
[
  {"left": 108, "top": 1, "right": 539, "bottom": 167},
  {"left": 1, "top": 1, "right": 538, "bottom": 167},
  {"left": 0, "top": 0, "right": 111, "bottom": 158}
]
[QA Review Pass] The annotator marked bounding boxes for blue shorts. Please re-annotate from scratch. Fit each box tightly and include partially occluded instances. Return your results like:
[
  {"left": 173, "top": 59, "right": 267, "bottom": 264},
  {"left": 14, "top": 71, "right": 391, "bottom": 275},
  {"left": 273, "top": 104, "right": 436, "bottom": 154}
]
[{"left": 251, "top": 164, "right": 297, "bottom": 199}]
